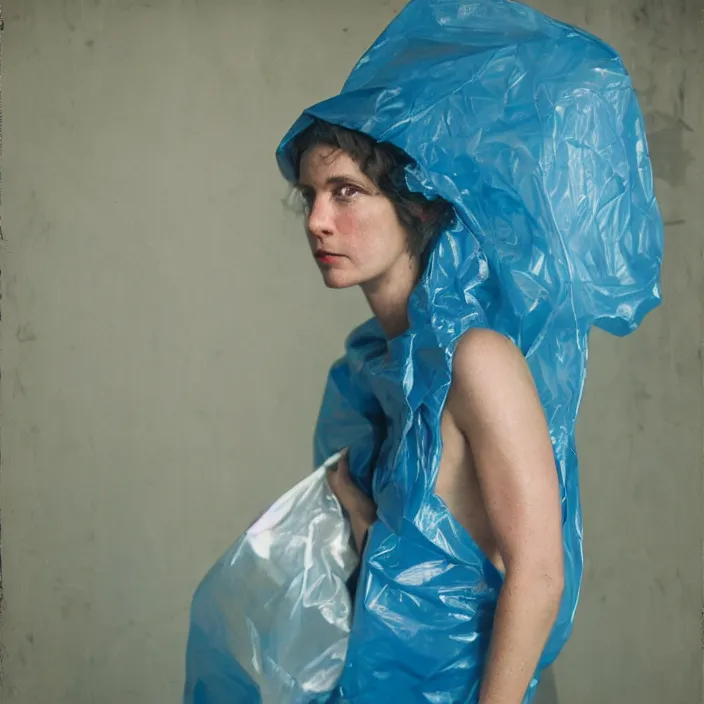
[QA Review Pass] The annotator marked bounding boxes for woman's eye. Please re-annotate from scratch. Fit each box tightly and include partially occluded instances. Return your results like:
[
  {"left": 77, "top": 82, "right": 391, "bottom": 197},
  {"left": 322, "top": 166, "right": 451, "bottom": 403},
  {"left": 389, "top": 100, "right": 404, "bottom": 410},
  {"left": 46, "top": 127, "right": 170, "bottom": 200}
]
[{"left": 334, "top": 185, "right": 360, "bottom": 201}]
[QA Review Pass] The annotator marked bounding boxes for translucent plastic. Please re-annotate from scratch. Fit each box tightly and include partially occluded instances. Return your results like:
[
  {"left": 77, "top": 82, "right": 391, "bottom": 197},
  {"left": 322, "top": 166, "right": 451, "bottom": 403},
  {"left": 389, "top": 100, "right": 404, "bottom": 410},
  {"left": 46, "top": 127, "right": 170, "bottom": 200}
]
[
  {"left": 184, "top": 0, "right": 663, "bottom": 701},
  {"left": 184, "top": 454, "right": 357, "bottom": 703}
]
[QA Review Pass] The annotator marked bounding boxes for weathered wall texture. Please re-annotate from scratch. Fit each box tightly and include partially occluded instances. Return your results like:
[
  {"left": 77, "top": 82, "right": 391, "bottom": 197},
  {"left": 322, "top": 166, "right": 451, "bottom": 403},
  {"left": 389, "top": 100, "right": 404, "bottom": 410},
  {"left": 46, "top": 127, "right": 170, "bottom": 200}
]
[{"left": 1, "top": 1, "right": 701, "bottom": 702}]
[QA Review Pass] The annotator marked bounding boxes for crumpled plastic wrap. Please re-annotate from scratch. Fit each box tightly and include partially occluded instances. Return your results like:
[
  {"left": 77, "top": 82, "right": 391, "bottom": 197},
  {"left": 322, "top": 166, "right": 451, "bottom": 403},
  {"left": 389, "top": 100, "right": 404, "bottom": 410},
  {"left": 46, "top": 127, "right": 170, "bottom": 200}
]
[
  {"left": 184, "top": 454, "right": 357, "bottom": 703},
  {"left": 184, "top": 0, "right": 664, "bottom": 702}
]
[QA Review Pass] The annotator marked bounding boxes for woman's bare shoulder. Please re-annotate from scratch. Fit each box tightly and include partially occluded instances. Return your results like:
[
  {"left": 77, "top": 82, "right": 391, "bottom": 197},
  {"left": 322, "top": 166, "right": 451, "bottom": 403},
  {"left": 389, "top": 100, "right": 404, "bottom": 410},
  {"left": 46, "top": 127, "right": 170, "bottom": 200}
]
[
  {"left": 447, "top": 328, "right": 538, "bottom": 425},
  {"left": 452, "top": 328, "right": 524, "bottom": 381}
]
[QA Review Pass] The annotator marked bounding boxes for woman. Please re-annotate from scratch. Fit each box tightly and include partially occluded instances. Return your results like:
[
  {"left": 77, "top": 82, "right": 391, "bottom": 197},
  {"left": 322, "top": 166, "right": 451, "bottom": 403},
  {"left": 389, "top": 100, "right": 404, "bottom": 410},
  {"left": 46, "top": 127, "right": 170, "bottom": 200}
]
[
  {"left": 184, "top": 2, "right": 662, "bottom": 701},
  {"left": 292, "top": 121, "right": 564, "bottom": 702},
  {"left": 272, "top": 0, "right": 662, "bottom": 694}
]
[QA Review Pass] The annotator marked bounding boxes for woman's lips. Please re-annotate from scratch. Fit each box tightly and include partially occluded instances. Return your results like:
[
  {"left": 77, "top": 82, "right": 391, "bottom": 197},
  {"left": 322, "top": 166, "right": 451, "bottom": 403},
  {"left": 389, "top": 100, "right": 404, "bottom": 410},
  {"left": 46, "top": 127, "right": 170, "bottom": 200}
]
[{"left": 314, "top": 252, "right": 344, "bottom": 265}]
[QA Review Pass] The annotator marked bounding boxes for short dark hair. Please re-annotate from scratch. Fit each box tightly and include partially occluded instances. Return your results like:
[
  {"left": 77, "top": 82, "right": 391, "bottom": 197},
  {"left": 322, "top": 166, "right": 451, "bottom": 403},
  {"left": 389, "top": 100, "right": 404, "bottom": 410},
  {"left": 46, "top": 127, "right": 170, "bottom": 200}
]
[{"left": 290, "top": 119, "right": 454, "bottom": 259}]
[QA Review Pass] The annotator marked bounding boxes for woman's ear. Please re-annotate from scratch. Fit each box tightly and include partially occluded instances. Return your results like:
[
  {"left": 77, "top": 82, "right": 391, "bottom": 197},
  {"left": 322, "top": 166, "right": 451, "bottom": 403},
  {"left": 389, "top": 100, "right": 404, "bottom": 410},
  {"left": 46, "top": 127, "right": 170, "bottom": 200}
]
[{"left": 409, "top": 203, "right": 429, "bottom": 222}]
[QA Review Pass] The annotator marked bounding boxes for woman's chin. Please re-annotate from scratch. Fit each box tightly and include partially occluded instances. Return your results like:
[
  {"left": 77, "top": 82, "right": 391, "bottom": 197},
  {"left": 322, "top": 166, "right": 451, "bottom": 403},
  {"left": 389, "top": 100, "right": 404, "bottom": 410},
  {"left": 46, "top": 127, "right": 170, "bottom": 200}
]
[{"left": 320, "top": 270, "right": 359, "bottom": 290}]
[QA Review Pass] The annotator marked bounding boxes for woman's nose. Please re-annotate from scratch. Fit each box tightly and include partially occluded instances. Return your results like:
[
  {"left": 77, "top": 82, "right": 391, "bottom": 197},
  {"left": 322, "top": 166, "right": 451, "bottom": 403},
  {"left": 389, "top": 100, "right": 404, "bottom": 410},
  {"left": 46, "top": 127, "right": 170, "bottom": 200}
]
[{"left": 306, "top": 197, "right": 334, "bottom": 238}]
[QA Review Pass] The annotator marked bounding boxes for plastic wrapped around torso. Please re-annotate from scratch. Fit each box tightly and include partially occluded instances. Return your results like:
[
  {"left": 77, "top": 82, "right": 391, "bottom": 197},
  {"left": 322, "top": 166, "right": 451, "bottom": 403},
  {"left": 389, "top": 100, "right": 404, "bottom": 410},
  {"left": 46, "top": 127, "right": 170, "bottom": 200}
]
[{"left": 312, "top": 309, "right": 581, "bottom": 703}]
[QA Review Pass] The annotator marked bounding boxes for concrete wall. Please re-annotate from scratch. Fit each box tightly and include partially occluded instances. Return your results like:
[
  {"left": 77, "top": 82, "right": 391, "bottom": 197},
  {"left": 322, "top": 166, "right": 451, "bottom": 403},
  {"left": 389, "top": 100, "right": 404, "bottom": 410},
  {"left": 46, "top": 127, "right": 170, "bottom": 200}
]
[{"left": 1, "top": 1, "right": 701, "bottom": 702}]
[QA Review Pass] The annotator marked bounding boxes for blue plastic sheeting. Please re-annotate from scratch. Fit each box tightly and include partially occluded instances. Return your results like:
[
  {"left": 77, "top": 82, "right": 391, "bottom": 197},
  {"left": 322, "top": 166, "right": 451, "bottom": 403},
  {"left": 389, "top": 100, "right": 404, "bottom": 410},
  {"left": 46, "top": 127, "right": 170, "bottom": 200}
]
[{"left": 184, "top": 1, "right": 663, "bottom": 702}]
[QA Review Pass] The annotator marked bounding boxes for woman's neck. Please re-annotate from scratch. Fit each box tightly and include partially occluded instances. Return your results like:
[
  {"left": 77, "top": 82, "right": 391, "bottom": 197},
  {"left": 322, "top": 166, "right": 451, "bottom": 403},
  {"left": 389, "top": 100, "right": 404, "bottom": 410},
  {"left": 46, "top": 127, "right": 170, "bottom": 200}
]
[{"left": 361, "top": 254, "right": 420, "bottom": 342}]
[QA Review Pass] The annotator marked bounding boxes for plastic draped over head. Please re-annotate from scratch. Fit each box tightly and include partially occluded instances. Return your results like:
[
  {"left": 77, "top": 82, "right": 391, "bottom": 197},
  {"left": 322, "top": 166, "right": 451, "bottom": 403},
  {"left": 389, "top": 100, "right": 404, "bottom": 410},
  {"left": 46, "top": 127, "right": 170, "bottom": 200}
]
[
  {"left": 277, "top": 0, "right": 662, "bottom": 344},
  {"left": 272, "top": 0, "right": 663, "bottom": 699}
]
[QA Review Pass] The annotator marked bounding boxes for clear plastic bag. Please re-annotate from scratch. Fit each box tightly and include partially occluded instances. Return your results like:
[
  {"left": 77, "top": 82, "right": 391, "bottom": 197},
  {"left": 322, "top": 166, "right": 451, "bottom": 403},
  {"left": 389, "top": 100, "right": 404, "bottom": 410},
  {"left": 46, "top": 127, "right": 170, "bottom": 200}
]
[{"left": 184, "top": 453, "right": 357, "bottom": 704}]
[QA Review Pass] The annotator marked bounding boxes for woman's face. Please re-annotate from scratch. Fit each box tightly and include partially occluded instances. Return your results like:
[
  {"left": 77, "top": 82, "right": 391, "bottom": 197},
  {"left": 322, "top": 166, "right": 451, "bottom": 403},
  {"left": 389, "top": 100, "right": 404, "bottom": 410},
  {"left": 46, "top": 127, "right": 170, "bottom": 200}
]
[{"left": 297, "top": 145, "right": 413, "bottom": 290}]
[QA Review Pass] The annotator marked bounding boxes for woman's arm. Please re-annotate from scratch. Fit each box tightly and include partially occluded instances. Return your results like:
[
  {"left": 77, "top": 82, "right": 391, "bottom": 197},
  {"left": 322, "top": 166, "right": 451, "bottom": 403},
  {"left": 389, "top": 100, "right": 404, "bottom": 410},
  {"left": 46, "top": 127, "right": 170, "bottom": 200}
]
[
  {"left": 448, "top": 328, "right": 564, "bottom": 704},
  {"left": 327, "top": 451, "right": 376, "bottom": 553}
]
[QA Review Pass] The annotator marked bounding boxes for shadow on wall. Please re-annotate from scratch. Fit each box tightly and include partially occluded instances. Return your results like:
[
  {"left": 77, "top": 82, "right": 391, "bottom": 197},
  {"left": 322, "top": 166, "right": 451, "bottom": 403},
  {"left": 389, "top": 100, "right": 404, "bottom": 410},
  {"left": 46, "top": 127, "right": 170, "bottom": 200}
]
[{"left": 533, "top": 667, "right": 559, "bottom": 704}]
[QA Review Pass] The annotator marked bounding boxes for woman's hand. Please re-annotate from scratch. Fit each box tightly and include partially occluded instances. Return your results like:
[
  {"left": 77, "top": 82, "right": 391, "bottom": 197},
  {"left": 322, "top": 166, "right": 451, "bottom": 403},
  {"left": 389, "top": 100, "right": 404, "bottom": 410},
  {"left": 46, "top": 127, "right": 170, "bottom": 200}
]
[{"left": 327, "top": 451, "right": 376, "bottom": 553}]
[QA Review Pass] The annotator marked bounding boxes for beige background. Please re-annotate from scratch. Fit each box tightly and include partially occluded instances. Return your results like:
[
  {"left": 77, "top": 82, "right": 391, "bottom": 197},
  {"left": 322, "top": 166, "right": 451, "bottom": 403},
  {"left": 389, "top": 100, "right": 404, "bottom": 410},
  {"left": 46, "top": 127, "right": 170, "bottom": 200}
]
[{"left": 1, "top": 1, "right": 702, "bottom": 702}]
